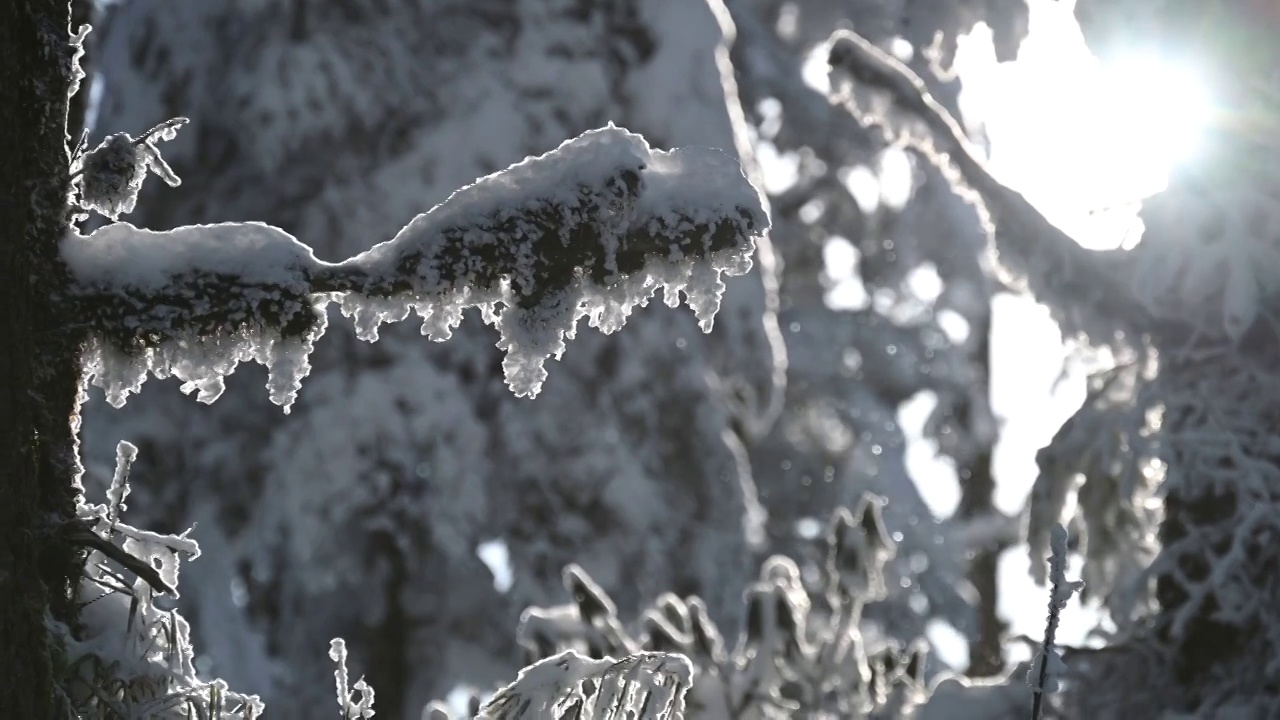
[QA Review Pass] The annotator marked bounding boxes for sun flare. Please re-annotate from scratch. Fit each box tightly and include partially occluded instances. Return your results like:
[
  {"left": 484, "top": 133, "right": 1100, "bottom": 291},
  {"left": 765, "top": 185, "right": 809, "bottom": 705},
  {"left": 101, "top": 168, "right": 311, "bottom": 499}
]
[
  {"left": 947, "top": 0, "right": 1220, "bottom": 668},
  {"left": 1092, "top": 52, "right": 1215, "bottom": 177},
  {"left": 954, "top": 0, "right": 1217, "bottom": 250}
]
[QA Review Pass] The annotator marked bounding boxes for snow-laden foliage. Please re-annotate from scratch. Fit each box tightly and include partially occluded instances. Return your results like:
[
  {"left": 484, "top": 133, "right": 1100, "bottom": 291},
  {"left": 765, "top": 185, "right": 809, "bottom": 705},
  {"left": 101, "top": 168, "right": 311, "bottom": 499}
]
[
  {"left": 1027, "top": 357, "right": 1160, "bottom": 621},
  {"left": 431, "top": 497, "right": 990, "bottom": 720},
  {"left": 66, "top": 220, "right": 327, "bottom": 410},
  {"left": 1131, "top": 170, "right": 1280, "bottom": 343},
  {"left": 248, "top": 354, "right": 490, "bottom": 595},
  {"left": 72, "top": 118, "right": 187, "bottom": 220},
  {"left": 86, "top": 2, "right": 782, "bottom": 713},
  {"left": 477, "top": 650, "right": 692, "bottom": 720},
  {"left": 825, "top": 27, "right": 1148, "bottom": 349},
  {"left": 53, "top": 442, "right": 264, "bottom": 719},
  {"left": 822, "top": 8, "right": 1280, "bottom": 718},
  {"left": 65, "top": 124, "right": 767, "bottom": 408}
]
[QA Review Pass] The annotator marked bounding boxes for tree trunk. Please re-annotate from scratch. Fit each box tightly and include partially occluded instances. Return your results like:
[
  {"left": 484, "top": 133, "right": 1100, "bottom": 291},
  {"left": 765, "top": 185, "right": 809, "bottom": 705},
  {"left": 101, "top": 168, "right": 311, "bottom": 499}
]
[
  {"left": 1, "top": 1, "right": 85, "bottom": 716},
  {"left": 956, "top": 324, "right": 1006, "bottom": 677}
]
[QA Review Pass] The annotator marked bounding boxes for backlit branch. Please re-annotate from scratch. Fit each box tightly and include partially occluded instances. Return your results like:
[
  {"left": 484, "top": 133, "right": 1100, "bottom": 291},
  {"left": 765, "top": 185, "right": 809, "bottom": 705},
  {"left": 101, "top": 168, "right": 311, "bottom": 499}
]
[{"left": 826, "top": 29, "right": 1154, "bottom": 345}]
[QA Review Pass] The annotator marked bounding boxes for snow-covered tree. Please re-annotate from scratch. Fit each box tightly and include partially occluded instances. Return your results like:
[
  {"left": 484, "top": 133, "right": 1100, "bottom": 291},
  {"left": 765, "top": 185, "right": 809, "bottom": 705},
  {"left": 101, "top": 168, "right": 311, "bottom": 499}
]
[
  {"left": 79, "top": 0, "right": 1051, "bottom": 716},
  {"left": 721, "top": 0, "right": 1032, "bottom": 677},
  {"left": 18, "top": 0, "right": 1277, "bottom": 717},
  {"left": 826, "top": 3, "right": 1280, "bottom": 715},
  {"left": 2, "top": 0, "right": 776, "bottom": 717},
  {"left": 84, "top": 1, "right": 786, "bottom": 717}
]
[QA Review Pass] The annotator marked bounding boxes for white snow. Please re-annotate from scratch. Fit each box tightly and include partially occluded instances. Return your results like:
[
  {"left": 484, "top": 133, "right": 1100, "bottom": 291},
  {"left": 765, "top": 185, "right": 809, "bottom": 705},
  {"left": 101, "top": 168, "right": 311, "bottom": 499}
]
[
  {"left": 63, "top": 221, "right": 321, "bottom": 291},
  {"left": 477, "top": 650, "right": 692, "bottom": 720},
  {"left": 70, "top": 125, "right": 766, "bottom": 405},
  {"left": 67, "top": 220, "right": 327, "bottom": 411},
  {"left": 477, "top": 539, "right": 515, "bottom": 594},
  {"left": 336, "top": 124, "right": 768, "bottom": 397},
  {"left": 74, "top": 118, "right": 187, "bottom": 220}
]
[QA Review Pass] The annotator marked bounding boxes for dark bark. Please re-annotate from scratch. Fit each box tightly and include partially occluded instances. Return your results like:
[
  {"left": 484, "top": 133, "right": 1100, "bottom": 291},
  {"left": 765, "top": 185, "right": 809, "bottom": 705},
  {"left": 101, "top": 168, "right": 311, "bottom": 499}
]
[
  {"left": 955, "top": 324, "right": 1006, "bottom": 677},
  {"left": 67, "top": 0, "right": 95, "bottom": 139},
  {"left": 0, "top": 1, "right": 86, "bottom": 716},
  {"left": 365, "top": 532, "right": 410, "bottom": 720}
]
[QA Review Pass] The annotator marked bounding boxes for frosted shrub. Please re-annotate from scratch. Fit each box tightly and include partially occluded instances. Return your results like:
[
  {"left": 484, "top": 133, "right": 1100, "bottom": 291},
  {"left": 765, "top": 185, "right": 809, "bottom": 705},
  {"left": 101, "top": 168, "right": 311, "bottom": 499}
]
[
  {"left": 60, "top": 92, "right": 769, "bottom": 715},
  {"left": 441, "top": 497, "right": 933, "bottom": 720},
  {"left": 72, "top": 118, "right": 188, "bottom": 220},
  {"left": 52, "top": 442, "right": 264, "bottom": 719},
  {"left": 477, "top": 650, "right": 693, "bottom": 720}
]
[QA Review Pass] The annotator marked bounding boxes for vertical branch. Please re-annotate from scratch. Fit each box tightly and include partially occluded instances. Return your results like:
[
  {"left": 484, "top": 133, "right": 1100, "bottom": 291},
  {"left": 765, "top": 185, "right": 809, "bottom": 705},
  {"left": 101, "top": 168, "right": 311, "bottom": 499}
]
[
  {"left": 0, "top": 0, "right": 85, "bottom": 716},
  {"left": 1029, "top": 523, "right": 1084, "bottom": 720}
]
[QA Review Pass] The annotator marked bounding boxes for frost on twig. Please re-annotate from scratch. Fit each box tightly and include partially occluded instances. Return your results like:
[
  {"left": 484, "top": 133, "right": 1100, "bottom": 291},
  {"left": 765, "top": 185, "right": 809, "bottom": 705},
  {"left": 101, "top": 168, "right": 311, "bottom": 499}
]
[
  {"left": 53, "top": 443, "right": 264, "bottom": 718},
  {"left": 330, "top": 638, "right": 376, "bottom": 719},
  {"left": 63, "top": 124, "right": 768, "bottom": 408},
  {"left": 72, "top": 117, "right": 188, "bottom": 220},
  {"left": 477, "top": 649, "right": 693, "bottom": 720},
  {"left": 1028, "top": 524, "right": 1085, "bottom": 720}
]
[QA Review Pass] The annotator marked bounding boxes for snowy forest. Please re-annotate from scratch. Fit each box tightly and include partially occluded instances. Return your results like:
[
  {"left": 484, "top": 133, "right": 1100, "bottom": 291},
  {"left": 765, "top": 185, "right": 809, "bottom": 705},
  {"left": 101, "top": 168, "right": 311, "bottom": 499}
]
[{"left": 2, "top": 0, "right": 1278, "bottom": 717}]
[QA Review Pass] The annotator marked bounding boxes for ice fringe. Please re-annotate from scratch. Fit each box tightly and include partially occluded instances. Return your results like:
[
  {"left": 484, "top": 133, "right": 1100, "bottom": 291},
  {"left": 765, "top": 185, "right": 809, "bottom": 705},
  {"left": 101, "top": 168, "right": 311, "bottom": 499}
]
[{"left": 64, "top": 124, "right": 768, "bottom": 408}]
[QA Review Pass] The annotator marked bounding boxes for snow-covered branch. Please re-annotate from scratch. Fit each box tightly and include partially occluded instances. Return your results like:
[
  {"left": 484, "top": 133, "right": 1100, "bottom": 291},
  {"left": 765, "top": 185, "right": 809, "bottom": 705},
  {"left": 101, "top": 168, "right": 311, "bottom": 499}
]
[
  {"left": 63, "top": 125, "right": 768, "bottom": 409},
  {"left": 824, "top": 29, "right": 1151, "bottom": 345}
]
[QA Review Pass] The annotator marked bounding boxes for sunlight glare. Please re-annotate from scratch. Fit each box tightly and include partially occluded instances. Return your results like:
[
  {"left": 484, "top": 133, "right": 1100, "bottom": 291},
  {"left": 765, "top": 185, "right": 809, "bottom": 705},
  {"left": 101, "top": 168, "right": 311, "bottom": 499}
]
[
  {"left": 1094, "top": 52, "right": 1214, "bottom": 174},
  {"left": 953, "top": 0, "right": 1216, "bottom": 250}
]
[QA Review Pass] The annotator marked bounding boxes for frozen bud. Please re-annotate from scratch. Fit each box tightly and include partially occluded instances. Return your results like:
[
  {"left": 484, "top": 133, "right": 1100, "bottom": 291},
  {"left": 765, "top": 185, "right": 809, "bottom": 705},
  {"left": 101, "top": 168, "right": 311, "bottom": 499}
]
[
  {"left": 687, "top": 597, "right": 726, "bottom": 664},
  {"left": 654, "top": 593, "right": 691, "bottom": 635},
  {"left": 640, "top": 609, "right": 692, "bottom": 653},
  {"left": 743, "top": 584, "right": 772, "bottom": 647},
  {"left": 563, "top": 564, "right": 616, "bottom": 624},
  {"left": 856, "top": 493, "right": 894, "bottom": 555}
]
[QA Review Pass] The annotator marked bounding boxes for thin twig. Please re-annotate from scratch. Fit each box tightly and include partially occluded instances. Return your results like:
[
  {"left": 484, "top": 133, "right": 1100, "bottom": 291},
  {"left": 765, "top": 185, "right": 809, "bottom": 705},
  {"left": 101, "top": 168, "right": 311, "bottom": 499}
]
[
  {"left": 63, "top": 521, "right": 175, "bottom": 595},
  {"left": 69, "top": 116, "right": 189, "bottom": 181}
]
